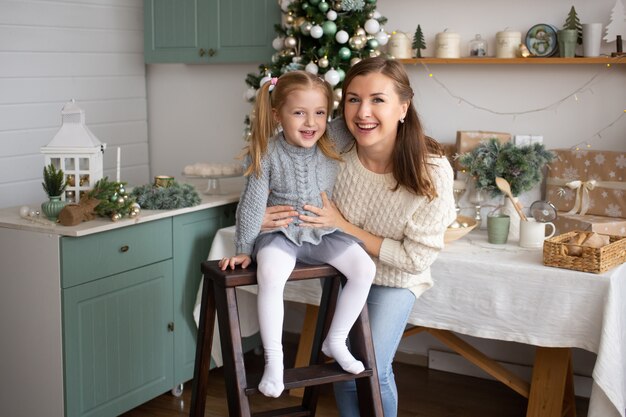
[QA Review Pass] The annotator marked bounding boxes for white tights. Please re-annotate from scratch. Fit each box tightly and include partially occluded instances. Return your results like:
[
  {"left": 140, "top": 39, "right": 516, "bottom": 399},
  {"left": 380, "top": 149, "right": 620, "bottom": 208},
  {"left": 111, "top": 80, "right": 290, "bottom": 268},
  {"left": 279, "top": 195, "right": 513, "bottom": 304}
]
[{"left": 255, "top": 243, "right": 375, "bottom": 398}]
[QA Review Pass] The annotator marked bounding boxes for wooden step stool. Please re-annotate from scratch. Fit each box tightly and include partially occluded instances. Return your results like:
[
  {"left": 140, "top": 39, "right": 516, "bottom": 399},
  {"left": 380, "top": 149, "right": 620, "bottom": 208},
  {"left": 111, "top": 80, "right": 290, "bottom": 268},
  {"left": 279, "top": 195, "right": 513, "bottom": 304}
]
[{"left": 190, "top": 260, "right": 384, "bottom": 417}]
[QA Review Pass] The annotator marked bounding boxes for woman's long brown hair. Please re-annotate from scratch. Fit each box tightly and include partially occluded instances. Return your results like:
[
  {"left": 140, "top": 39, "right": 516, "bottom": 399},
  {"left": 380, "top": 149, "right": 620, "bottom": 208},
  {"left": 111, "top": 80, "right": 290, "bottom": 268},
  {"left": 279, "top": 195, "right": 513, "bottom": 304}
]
[{"left": 339, "top": 57, "right": 443, "bottom": 200}]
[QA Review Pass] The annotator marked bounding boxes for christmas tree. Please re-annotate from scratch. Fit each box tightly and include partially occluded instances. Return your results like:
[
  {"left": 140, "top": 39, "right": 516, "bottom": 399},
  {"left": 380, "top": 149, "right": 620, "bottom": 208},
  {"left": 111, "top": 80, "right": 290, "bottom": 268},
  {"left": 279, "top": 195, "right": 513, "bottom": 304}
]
[
  {"left": 412, "top": 25, "right": 425, "bottom": 58},
  {"left": 243, "top": 0, "right": 388, "bottom": 140},
  {"left": 563, "top": 6, "right": 582, "bottom": 45}
]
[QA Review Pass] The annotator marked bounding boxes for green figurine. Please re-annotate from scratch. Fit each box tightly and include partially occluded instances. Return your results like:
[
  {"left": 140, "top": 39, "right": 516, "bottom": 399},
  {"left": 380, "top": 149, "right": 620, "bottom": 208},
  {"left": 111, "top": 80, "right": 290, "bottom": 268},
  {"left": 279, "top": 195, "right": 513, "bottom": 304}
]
[{"left": 412, "top": 24, "right": 426, "bottom": 58}]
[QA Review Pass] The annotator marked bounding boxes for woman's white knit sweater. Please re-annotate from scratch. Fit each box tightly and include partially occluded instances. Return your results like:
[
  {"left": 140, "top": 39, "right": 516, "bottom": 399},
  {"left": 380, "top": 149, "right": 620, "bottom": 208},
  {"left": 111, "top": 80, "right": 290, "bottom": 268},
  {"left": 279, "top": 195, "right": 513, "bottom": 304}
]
[{"left": 333, "top": 147, "right": 456, "bottom": 298}]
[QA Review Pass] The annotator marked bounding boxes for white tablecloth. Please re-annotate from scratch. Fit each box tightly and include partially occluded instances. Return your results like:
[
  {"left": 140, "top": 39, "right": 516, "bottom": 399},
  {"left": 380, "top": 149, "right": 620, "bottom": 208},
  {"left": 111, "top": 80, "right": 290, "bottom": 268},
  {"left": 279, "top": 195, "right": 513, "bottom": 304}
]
[{"left": 194, "top": 225, "right": 626, "bottom": 417}]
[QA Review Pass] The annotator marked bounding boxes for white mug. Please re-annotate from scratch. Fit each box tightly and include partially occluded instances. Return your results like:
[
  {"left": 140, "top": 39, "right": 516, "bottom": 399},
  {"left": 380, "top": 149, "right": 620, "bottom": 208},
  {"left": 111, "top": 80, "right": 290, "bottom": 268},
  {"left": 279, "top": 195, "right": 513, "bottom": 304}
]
[{"left": 519, "top": 219, "right": 556, "bottom": 248}]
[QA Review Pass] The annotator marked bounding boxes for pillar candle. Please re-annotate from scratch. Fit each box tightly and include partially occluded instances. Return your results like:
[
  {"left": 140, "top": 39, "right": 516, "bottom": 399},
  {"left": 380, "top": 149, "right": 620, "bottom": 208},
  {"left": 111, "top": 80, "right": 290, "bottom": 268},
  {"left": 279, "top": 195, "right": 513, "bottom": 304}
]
[
  {"left": 116, "top": 147, "right": 121, "bottom": 183},
  {"left": 496, "top": 31, "right": 521, "bottom": 58}
]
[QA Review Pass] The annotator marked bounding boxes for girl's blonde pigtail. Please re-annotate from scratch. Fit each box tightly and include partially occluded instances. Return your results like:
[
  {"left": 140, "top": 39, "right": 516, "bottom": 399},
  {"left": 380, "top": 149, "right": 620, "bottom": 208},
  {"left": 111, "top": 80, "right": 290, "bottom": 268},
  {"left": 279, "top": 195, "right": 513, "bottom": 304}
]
[{"left": 245, "top": 81, "right": 277, "bottom": 177}]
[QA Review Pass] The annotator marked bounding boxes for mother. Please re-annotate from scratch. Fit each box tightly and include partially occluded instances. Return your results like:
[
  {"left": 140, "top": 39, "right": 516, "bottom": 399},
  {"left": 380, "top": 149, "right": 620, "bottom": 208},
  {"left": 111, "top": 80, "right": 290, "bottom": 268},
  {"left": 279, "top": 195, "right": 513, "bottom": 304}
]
[{"left": 265, "top": 57, "right": 456, "bottom": 417}]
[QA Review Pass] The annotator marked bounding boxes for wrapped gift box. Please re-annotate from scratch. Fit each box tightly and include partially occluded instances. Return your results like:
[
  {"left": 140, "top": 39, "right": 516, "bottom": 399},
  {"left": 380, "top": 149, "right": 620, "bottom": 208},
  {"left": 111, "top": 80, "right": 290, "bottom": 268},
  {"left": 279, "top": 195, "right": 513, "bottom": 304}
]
[
  {"left": 455, "top": 130, "right": 511, "bottom": 170},
  {"left": 553, "top": 212, "right": 626, "bottom": 237},
  {"left": 545, "top": 149, "right": 626, "bottom": 218}
]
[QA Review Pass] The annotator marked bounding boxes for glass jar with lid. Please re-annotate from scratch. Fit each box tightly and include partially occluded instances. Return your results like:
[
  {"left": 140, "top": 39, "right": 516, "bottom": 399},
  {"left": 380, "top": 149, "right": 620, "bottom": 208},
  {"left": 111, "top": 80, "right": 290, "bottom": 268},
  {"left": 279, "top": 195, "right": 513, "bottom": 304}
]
[{"left": 468, "top": 34, "right": 487, "bottom": 57}]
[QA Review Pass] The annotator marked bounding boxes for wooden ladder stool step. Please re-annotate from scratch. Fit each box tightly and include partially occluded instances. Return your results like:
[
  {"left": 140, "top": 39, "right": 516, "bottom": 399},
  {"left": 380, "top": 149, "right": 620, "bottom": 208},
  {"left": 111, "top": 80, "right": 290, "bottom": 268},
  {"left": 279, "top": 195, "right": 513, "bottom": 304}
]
[{"left": 190, "top": 261, "right": 383, "bottom": 417}]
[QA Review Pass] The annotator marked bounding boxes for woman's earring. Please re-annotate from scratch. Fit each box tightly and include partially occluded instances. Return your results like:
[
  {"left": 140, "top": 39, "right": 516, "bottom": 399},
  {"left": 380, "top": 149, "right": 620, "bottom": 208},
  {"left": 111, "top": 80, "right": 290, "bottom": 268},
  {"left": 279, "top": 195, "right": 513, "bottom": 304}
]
[{"left": 399, "top": 117, "right": 405, "bottom": 124}]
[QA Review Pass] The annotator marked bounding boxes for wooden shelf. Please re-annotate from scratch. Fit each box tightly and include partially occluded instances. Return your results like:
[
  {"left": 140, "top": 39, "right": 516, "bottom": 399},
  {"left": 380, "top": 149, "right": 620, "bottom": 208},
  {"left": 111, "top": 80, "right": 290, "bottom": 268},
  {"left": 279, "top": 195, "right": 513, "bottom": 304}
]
[{"left": 398, "top": 57, "right": 626, "bottom": 65}]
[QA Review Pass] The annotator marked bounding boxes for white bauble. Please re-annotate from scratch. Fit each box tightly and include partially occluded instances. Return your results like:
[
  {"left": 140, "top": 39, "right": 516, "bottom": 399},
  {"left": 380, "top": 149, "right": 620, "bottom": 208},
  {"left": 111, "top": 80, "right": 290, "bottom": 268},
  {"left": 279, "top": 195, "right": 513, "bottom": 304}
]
[
  {"left": 335, "top": 30, "right": 349, "bottom": 44},
  {"left": 324, "top": 68, "right": 340, "bottom": 87},
  {"left": 375, "top": 30, "right": 389, "bottom": 46},
  {"left": 373, "top": 11, "right": 381, "bottom": 19},
  {"left": 310, "top": 25, "right": 324, "bottom": 39},
  {"left": 364, "top": 19, "right": 380, "bottom": 35},
  {"left": 272, "top": 37, "right": 285, "bottom": 51},
  {"left": 305, "top": 61, "right": 319, "bottom": 74},
  {"left": 326, "top": 10, "right": 337, "bottom": 21},
  {"left": 19, "top": 205, "right": 30, "bottom": 218},
  {"left": 243, "top": 87, "right": 256, "bottom": 101},
  {"left": 280, "top": 0, "right": 293, "bottom": 12},
  {"left": 260, "top": 75, "right": 273, "bottom": 87}
]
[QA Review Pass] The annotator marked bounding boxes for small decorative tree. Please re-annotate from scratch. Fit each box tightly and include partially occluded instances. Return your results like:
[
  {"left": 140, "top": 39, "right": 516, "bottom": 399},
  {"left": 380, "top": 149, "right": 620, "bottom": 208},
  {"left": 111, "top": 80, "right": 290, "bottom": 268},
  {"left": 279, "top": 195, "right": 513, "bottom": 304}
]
[
  {"left": 42, "top": 163, "right": 68, "bottom": 198},
  {"left": 412, "top": 24, "right": 426, "bottom": 58},
  {"left": 563, "top": 6, "right": 583, "bottom": 45}
]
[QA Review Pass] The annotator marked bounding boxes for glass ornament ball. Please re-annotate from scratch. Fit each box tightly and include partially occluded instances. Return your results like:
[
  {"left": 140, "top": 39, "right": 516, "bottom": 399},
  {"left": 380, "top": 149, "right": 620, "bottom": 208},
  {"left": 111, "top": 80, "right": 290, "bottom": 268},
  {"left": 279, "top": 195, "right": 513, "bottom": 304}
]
[
  {"left": 364, "top": 19, "right": 380, "bottom": 35},
  {"left": 333, "top": 88, "right": 342, "bottom": 101},
  {"left": 367, "top": 38, "right": 380, "bottom": 50},
  {"left": 117, "top": 197, "right": 125, "bottom": 205},
  {"left": 333, "top": 1, "right": 342, "bottom": 11},
  {"left": 131, "top": 202, "right": 141, "bottom": 211},
  {"left": 300, "top": 21, "right": 313, "bottom": 36},
  {"left": 322, "top": 21, "right": 337, "bottom": 37},
  {"left": 349, "top": 36, "right": 365, "bottom": 50},
  {"left": 326, "top": 10, "right": 337, "bottom": 21},
  {"left": 294, "top": 17, "right": 306, "bottom": 28},
  {"left": 284, "top": 36, "right": 297, "bottom": 49},
  {"left": 335, "top": 30, "right": 349, "bottom": 44},
  {"left": 369, "top": 49, "right": 382, "bottom": 57},
  {"left": 338, "top": 46, "right": 352, "bottom": 60},
  {"left": 355, "top": 27, "right": 366, "bottom": 37},
  {"left": 318, "top": 1, "right": 329, "bottom": 13},
  {"left": 375, "top": 30, "right": 389, "bottom": 46},
  {"left": 310, "top": 25, "right": 324, "bottom": 39},
  {"left": 337, "top": 68, "right": 345, "bottom": 82},
  {"left": 285, "top": 14, "right": 294, "bottom": 24},
  {"left": 324, "top": 68, "right": 341, "bottom": 86},
  {"left": 272, "top": 37, "right": 284, "bottom": 51},
  {"left": 301, "top": 2, "right": 309, "bottom": 11},
  {"left": 19, "top": 206, "right": 30, "bottom": 218},
  {"left": 318, "top": 56, "right": 329, "bottom": 68},
  {"left": 305, "top": 61, "right": 319, "bottom": 74}
]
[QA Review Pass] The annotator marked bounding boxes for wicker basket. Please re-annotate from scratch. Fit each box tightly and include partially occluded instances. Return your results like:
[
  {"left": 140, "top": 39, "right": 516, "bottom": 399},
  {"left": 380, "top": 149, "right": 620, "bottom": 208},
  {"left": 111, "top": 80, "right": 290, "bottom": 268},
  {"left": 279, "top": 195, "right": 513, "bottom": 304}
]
[{"left": 543, "top": 231, "right": 626, "bottom": 274}]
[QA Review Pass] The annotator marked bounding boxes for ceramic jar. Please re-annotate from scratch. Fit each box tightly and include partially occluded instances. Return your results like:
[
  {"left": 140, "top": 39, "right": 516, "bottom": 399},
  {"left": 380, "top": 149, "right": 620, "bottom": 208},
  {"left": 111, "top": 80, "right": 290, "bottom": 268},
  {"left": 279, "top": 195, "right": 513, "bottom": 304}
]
[
  {"left": 496, "top": 31, "right": 521, "bottom": 58},
  {"left": 388, "top": 32, "right": 412, "bottom": 59},
  {"left": 435, "top": 31, "right": 461, "bottom": 58}
]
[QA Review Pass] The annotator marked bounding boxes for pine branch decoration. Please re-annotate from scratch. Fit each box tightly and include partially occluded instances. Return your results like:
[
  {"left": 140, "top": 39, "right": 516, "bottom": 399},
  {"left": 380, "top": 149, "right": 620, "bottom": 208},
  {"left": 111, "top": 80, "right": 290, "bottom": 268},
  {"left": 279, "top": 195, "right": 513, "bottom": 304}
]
[{"left": 87, "top": 177, "right": 139, "bottom": 221}]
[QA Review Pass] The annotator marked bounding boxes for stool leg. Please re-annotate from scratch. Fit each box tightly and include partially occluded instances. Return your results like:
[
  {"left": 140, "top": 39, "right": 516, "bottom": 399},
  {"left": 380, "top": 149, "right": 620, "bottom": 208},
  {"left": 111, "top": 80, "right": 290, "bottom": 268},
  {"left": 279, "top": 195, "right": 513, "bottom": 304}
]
[
  {"left": 301, "top": 275, "right": 341, "bottom": 414},
  {"left": 350, "top": 304, "right": 384, "bottom": 417},
  {"left": 215, "top": 284, "right": 251, "bottom": 417},
  {"left": 190, "top": 277, "right": 217, "bottom": 417}
]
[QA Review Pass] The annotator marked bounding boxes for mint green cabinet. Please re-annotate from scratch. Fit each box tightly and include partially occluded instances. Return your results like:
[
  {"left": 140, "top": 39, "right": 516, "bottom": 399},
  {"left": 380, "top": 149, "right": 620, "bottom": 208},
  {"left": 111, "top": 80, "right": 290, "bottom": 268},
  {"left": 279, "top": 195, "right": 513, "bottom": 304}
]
[{"left": 144, "top": 0, "right": 281, "bottom": 63}]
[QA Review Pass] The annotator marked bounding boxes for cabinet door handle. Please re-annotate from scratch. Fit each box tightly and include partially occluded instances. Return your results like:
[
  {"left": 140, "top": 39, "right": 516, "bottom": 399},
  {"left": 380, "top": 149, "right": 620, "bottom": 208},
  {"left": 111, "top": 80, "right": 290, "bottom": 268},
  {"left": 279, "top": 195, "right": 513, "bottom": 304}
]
[
  {"left": 120, "top": 245, "right": 129, "bottom": 253},
  {"left": 198, "top": 48, "right": 216, "bottom": 57},
  {"left": 168, "top": 322, "right": 175, "bottom": 332}
]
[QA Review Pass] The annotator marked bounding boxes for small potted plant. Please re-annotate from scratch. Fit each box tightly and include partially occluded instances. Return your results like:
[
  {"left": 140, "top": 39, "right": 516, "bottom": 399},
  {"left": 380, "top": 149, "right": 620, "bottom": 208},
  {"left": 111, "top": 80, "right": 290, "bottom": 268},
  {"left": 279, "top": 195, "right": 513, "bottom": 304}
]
[{"left": 41, "top": 163, "right": 68, "bottom": 221}]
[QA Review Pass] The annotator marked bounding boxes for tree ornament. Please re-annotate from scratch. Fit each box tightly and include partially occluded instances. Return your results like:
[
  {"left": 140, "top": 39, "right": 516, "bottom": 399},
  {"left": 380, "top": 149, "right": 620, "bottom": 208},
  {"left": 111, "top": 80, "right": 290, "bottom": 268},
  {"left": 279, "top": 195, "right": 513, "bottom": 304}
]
[
  {"left": 318, "top": 0, "right": 330, "bottom": 13},
  {"left": 349, "top": 35, "right": 365, "bottom": 50},
  {"left": 300, "top": 21, "right": 313, "bottom": 36},
  {"left": 338, "top": 46, "right": 352, "bottom": 60},
  {"left": 285, "top": 14, "right": 294, "bottom": 24},
  {"left": 310, "top": 24, "right": 324, "bottom": 39},
  {"left": 333, "top": 1, "right": 342, "bottom": 11},
  {"left": 367, "top": 38, "right": 379, "bottom": 50},
  {"left": 335, "top": 30, "right": 349, "bottom": 44},
  {"left": 305, "top": 61, "right": 319, "bottom": 74},
  {"left": 412, "top": 24, "right": 426, "bottom": 58},
  {"left": 350, "top": 57, "right": 362, "bottom": 66},
  {"left": 294, "top": 16, "right": 306, "bottom": 28},
  {"left": 364, "top": 18, "right": 380, "bottom": 34},
  {"left": 318, "top": 56, "right": 329, "bottom": 68},
  {"left": 322, "top": 21, "right": 337, "bottom": 36},
  {"left": 333, "top": 88, "right": 342, "bottom": 101},
  {"left": 326, "top": 10, "right": 337, "bottom": 21},
  {"left": 324, "top": 68, "right": 341, "bottom": 86},
  {"left": 117, "top": 196, "right": 125, "bottom": 205},
  {"left": 280, "top": 0, "right": 293, "bottom": 12},
  {"left": 336, "top": 68, "right": 345, "bottom": 82},
  {"left": 284, "top": 36, "right": 297, "bottom": 49},
  {"left": 355, "top": 27, "right": 366, "bottom": 37},
  {"left": 301, "top": 1, "right": 309, "bottom": 11},
  {"left": 272, "top": 36, "right": 285, "bottom": 50},
  {"left": 375, "top": 30, "right": 389, "bottom": 45},
  {"left": 369, "top": 49, "right": 381, "bottom": 57}
]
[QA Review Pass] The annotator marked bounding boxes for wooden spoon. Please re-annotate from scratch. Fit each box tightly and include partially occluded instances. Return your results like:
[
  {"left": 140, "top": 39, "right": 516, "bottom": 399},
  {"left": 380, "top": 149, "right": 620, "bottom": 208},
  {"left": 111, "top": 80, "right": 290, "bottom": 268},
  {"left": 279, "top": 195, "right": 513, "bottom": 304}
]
[{"left": 495, "top": 177, "right": 528, "bottom": 221}]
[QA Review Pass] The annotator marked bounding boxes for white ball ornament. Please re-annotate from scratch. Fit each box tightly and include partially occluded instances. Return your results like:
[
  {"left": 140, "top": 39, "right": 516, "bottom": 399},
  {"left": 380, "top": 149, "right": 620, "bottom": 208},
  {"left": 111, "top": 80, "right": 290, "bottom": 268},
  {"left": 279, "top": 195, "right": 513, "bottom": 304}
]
[
  {"left": 326, "top": 10, "right": 337, "bottom": 21},
  {"left": 364, "top": 19, "right": 380, "bottom": 35},
  {"left": 335, "top": 30, "right": 349, "bottom": 44},
  {"left": 272, "top": 37, "right": 285, "bottom": 51},
  {"left": 375, "top": 30, "right": 389, "bottom": 46},
  {"left": 373, "top": 11, "right": 381, "bottom": 19},
  {"left": 19, "top": 205, "right": 31, "bottom": 218},
  {"left": 324, "top": 68, "right": 340, "bottom": 87},
  {"left": 310, "top": 25, "right": 324, "bottom": 39},
  {"left": 260, "top": 75, "right": 273, "bottom": 87},
  {"left": 305, "top": 61, "right": 319, "bottom": 74}
]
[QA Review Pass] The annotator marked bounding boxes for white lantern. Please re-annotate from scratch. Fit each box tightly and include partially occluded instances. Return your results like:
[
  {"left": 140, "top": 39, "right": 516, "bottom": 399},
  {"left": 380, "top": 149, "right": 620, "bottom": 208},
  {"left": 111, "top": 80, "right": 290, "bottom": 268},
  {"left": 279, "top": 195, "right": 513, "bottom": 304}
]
[{"left": 41, "top": 100, "right": 106, "bottom": 203}]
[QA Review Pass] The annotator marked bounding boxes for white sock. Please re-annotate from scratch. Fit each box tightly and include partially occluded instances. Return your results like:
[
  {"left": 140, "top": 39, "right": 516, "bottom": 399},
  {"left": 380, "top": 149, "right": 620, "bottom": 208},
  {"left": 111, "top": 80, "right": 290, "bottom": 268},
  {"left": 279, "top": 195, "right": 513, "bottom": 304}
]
[
  {"left": 255, "top": 246, "right": 296, "bottom": 397},
  {"left": 321, "top": 244, "right": 375, "bottom": 374}
]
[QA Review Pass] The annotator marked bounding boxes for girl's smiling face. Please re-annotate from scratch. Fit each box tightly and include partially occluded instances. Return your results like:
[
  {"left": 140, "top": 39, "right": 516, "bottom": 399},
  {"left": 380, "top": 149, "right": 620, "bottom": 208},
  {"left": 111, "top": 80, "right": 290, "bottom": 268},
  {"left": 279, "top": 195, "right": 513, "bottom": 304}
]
[
  {"left": 342, "top": 72, "right": 409, "bottom": 153},
  {"left": 274, "top": 87, "right": 328, "bottom": 148}
]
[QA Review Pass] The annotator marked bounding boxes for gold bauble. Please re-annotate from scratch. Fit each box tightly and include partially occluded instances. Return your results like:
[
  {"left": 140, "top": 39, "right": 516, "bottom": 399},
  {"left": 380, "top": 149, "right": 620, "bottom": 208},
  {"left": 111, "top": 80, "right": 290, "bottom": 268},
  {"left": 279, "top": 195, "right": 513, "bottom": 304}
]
[
  {"left": 318, "top": 56, "right": 329, "bottom": 68},
  {"left": 333, "top": 88, "right": 342, "bottom": 101},
  {"left": 355, "top": 27, "right": 366, "bottom": 37},
  {"left": 350, "top": 57, "right": 362, "bottom": 66}
]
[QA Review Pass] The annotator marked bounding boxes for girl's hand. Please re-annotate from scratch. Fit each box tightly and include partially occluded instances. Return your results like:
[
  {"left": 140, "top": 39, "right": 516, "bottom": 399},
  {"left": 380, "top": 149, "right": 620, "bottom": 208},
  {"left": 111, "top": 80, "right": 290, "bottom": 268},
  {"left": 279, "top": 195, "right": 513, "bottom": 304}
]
[
  {"left": 219, "top": 254, "right": 252, "bottom": 270},
  {"left": 300, "top": 192, "right": 346, "bottom": 229},
  {"left": 262, "top": 205, "right": 298, "bottom": 231}
]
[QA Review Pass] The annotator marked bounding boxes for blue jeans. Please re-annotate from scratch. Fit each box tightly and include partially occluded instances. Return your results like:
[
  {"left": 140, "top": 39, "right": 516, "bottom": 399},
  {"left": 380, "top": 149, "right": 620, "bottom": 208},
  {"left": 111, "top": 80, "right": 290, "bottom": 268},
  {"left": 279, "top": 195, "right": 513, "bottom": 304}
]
[{"left": 333, "top": 284, "right": 416, "bottom": 417}]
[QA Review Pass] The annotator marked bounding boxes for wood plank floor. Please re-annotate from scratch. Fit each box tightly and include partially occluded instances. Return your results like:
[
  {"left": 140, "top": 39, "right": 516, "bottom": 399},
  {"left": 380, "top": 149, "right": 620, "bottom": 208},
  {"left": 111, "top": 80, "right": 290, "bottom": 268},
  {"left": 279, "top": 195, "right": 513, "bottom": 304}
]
[{"left": 122, "top": 342, "right": 589, "bottom": 417}]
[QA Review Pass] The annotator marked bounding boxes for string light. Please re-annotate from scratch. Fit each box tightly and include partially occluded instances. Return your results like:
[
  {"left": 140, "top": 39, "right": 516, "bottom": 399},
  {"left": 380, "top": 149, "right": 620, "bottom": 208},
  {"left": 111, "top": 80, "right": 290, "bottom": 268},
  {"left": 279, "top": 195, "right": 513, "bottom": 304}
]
[{"left": 569, "top": 111, "right": 625, "bottom": 149}]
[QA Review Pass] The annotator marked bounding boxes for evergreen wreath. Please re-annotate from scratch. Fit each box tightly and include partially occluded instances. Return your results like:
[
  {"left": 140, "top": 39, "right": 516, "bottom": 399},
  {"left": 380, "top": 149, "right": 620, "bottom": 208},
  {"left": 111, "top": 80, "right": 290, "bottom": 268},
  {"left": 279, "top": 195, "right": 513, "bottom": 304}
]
[
  {"left": 458, "top": 138, "right": 555, "bottom": 198},
  {"left": 131, "top": 181, "right": 201, "bottom": 210}
]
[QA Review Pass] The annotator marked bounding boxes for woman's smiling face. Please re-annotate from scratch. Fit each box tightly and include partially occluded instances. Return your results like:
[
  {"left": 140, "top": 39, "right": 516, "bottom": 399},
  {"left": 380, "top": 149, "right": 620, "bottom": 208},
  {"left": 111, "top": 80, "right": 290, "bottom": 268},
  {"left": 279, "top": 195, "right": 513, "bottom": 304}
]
[{"left": 342, "top": 72, "right": 409, "bottom": 152}]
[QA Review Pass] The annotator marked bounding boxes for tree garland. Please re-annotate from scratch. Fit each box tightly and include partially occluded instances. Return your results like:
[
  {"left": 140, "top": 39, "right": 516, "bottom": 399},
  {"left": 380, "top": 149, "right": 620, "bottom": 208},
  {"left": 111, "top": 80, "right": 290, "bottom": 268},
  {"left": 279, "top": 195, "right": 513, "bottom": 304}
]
[{"left": 131, "top": 181, "right": 200, "bottom": 210}]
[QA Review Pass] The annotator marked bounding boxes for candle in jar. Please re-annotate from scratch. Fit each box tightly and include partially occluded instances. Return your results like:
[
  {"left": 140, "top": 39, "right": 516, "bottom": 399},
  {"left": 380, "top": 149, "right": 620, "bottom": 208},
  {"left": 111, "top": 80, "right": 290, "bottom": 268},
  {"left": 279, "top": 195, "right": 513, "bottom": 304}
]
[
  {"left": 116, "top": 146, "right": 121, "bottom": 182},
  {"left": 496, "top": 31, "right": 521, "bottom": 58},
  {"left": 435, "top": 31, "right": 461, "bottom": 58}
]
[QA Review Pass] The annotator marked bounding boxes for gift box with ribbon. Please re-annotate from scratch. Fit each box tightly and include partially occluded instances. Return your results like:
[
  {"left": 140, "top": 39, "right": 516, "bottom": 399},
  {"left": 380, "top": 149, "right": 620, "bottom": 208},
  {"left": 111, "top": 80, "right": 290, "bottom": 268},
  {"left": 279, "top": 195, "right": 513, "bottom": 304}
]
[
  {"left": 553, "top": 212, "right": 626, "bottom": 237},
  {"left": 545, "top": 149, "right": 626, "bottom": 218}
]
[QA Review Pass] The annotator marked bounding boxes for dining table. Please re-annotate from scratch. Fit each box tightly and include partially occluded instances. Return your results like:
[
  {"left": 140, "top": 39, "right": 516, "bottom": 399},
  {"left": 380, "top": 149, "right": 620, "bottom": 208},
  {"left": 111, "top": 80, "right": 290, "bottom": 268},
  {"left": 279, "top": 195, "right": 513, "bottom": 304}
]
[{"left": 194, "top": 225, "right": 626, "bottom": 417}]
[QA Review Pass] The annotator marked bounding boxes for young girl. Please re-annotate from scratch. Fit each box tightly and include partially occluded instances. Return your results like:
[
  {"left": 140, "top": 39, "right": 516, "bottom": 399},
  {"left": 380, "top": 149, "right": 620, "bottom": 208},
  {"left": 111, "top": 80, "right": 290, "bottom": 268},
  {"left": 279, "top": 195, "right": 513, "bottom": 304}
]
[{"left": 219, "top": 71, "right": 375, "bottom": 398}]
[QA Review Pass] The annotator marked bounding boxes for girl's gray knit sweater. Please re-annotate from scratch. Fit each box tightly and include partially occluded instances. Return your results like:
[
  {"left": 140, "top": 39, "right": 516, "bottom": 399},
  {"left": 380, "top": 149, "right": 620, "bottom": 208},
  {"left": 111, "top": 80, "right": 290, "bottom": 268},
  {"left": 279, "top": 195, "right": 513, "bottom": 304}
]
[{"left": 235, "top": 132, "right": 342, "bottom": 255}]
